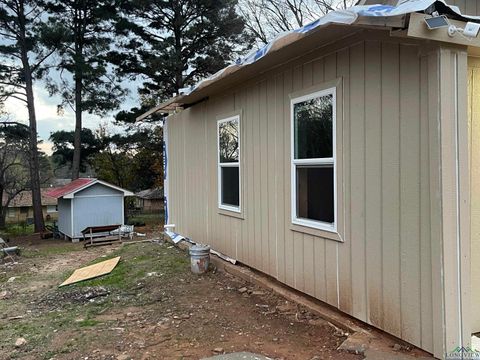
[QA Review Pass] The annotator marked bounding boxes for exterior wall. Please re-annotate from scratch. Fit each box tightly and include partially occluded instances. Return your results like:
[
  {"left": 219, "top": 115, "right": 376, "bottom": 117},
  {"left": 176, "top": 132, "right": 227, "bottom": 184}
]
[
  {"left": 74, "top": 183, "right": 122, "bottom": 197},
  {"left": 166, "top": 31, "right": 470, "bottom": 357},
  {"left": 71, "top": 184, "right": 124, "bottom": 237},
  {"left": 469, "top": 56, "right": 480, "bottom": 332},
  {"left": 58, "top": 198, "right": 72, "bottom": 237},
  {"left": 5, "top": 206, "right": 58, "bottom": 224},
  {"left": 449, "top": 0, "right": 480, "bottom": 16},
  {"left": 143, "top": 199, "right": 163, "bottom": 212}
]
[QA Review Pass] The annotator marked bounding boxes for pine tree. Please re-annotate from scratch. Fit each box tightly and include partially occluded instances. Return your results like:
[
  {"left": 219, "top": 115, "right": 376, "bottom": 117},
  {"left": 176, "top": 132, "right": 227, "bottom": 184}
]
[
  {"left": 41, "top": 0, "right": 127, "bottom": 179},
  {"left": 0, "top": 0, "right": 54, "bottom": 232},
  {"left": 112, "top": 0, "right": 250, "bottom": 108}
]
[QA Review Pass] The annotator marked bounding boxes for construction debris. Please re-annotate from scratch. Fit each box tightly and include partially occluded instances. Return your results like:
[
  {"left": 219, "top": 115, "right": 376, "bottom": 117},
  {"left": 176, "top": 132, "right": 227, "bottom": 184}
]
[
  {"left": 15, "top": 338, "right": 27, "bottom": 348},
  {"left": 59, "top": 256, "right": 120, "bottom": 287}
]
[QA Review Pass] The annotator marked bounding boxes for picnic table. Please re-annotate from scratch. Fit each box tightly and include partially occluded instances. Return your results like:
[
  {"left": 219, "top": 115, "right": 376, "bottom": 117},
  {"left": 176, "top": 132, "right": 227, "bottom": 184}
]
[{"left": 81, "top": 224, "right": 122, "bottom": 248}]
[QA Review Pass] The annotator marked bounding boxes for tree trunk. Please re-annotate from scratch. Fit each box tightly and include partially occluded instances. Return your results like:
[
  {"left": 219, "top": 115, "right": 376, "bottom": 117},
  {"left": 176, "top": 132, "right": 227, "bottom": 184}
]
[
  {"left": 71, "top": 77, "right": 82, "bottom": 180},
  {"left": 0, "top": 186, "right": 6, "bottom": 229},
  {"left": 18, "top": 0, "right": 45, "bottom": 233},
  {"left": 71, "top": 35, "right": 83, "bottom": 180}
]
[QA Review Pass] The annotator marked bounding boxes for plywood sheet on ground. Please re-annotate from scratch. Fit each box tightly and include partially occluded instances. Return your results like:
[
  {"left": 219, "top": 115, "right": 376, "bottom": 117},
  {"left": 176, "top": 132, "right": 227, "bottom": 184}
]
[{"left": 59, "top": 256, "right": 121, "bottom": 287}]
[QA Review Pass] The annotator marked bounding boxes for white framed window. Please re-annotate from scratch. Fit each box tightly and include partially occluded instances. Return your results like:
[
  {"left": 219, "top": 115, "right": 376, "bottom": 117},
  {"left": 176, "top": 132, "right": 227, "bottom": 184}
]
[
  {"left": 291, "top": 87, "right": 336, "bottom": 232},
  {"left": 7, "top": 208, "right": 15, "bottom": 218},
  {"left": 47, "top": 205, "right": 58, "bottom": 213},
  {"left": 217, "top": 115, "right": 241, "bottom": 212}
]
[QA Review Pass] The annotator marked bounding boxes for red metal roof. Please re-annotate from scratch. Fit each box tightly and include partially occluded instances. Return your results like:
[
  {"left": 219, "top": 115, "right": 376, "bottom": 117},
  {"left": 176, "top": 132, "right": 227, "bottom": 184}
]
[{"left": 46, "top": 178, "right": 95, "bottom": 198}]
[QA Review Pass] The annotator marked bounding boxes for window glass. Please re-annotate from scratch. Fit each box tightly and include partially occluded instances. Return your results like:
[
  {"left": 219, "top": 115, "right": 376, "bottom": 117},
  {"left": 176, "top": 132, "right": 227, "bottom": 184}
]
[
  {"left": 221, "top": 166, "right": 239, "bottom": 207},
  {"left": 296, "top": 166, "right": 334, "bottom": 223},
  {"left": 218, "top": 116, "right": 241, "bottom": 212},
  {"left": 219, "top": 120, "right": 239, "bottom": 163},
  {"left": 294, "top": 94, "right": 333, "bottom": 159}
]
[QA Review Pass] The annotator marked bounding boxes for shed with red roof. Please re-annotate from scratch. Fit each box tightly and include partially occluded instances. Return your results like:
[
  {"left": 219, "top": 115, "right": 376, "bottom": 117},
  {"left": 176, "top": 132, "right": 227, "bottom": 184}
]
[{"left": 47, "top": 178, "right": 134, "bottom": 241}]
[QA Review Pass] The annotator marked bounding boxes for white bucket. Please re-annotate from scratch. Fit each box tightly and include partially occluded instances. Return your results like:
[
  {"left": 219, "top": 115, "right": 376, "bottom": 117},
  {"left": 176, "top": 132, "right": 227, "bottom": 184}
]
[{"left": 189, "top": 244, "right": 210, "bottom": 274}]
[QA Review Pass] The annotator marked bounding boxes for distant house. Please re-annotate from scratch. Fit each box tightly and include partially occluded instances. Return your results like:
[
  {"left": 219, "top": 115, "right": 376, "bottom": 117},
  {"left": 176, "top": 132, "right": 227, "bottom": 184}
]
[
  {"left": 47, "top": 178, "right": 134, "bottom": 241},
  {"left": 3, "top": 189, "right": 58, "bottom": 224},
  {"left": 135, "top": 188, "right": 164, "bottom": 212}
]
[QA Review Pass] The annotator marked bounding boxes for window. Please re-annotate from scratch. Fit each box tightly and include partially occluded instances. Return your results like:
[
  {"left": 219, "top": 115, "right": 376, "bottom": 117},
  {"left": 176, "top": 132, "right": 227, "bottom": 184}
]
[
  {"left": 291, "top": 88, "right": 336, "bottom": 231},
  {"left": 20, "top": 207, "right": 28, "bottom": 214},
  {"left": 217, "top": 116, "right": 240, "bottom": 212},
  {"left": 47, "top": 205, "right": 58, "bottom": 213},
  {"left": 7, "top": 208, "right": 15, "bottom": 218}
]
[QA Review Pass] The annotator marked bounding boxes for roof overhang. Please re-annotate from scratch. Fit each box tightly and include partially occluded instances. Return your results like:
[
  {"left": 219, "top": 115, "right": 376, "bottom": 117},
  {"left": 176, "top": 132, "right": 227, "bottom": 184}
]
[
  {"left": 136, "top": 0, "right": 480, "bottom": 122},
  {"left": 62, "top": 179, "right": 134, "bottom": 199},
  {"left": 136, "top": 22, "right": 399, "bottom": 121}
]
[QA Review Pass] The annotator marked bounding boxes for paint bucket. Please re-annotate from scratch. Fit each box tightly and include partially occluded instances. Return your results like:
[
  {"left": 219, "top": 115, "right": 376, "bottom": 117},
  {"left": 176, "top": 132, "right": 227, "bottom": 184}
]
[{"left": 189, "top": 244, "right": 210, "bottom": 274}]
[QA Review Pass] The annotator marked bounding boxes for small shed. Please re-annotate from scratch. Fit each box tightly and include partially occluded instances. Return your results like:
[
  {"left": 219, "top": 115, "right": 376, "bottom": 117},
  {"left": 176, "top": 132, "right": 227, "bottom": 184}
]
[{"left": 47, "top": 178, "right": 133, "bottom": 241}]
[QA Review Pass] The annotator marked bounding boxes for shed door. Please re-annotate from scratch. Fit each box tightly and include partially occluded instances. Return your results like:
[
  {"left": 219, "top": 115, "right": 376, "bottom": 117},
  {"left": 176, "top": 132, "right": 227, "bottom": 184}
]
[{"left": 469, "top": 56, "right": 480, "bottom": 333}]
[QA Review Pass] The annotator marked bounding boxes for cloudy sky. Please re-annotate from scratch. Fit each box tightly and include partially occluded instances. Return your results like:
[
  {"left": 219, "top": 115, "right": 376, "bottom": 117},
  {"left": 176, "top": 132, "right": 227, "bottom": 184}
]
[{"left": 4, "top": 80, "right": 140, "bottom": 156}]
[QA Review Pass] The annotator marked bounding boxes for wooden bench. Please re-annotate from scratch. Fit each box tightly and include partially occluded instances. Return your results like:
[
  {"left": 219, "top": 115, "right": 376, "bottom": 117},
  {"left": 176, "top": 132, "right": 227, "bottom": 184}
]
[{"left": 82, "top": 225, "right": 122, "bottom": 248}]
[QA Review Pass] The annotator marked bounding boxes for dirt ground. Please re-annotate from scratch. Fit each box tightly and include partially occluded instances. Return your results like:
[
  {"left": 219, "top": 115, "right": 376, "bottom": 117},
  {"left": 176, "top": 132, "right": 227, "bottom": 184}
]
[{"left": 0, "top": 235, "right": 364, "bottom": 360}]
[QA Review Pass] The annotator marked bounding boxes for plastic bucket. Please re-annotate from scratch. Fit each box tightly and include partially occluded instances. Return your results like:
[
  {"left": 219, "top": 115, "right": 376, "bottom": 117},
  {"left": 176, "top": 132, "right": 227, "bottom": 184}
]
[{"left": 189, "top": 244, "right": 211, "bottom": 274}]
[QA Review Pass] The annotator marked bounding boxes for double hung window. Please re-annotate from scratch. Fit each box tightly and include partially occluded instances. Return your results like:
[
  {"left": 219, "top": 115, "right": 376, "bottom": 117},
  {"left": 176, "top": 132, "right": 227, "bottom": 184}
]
[
  {"left": 217, "top": 116, "right": 241, "bottom": 212},
  {"left": 291, "top": 88, "right": 336, "bottom": 231}
]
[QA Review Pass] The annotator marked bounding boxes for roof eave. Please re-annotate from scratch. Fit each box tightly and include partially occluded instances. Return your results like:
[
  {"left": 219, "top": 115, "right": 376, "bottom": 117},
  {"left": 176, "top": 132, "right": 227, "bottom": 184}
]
[{"left": 136, "top": 18, "right": 407, "bottom": 121}]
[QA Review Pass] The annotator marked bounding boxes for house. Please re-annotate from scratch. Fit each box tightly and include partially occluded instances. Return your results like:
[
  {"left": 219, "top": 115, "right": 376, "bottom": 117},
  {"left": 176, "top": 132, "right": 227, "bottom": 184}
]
[
  {"left": 47, "top": 178, "right": 134, "bottom": 241},
  {"left": 138, "top": 0, "right": 480, "bottom": 358},
  {"left": 4, "top": 189, "right": 59, "bottom": 224},
  {"left": 134, "top": 188, "right": 164, "bottom": 212}
]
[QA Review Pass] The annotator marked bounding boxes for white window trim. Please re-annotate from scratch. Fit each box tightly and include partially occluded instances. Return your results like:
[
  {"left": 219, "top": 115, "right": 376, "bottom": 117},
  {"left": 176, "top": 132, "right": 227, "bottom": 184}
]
[
  {"left": 290, "top": 87, "right": 337, "bottom": 233},
  {"left": 217, "top": 115, "right": 241, "bottom": 213}
]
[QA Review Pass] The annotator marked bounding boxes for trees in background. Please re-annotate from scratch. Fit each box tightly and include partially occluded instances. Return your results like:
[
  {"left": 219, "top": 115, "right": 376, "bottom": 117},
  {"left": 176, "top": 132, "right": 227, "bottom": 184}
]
[
  {"left": 50, "top": 125, "right": 163, "bottom": 192},
  {"left": 0, "top": 0, "right": 57, "bottom": 232},
  {"left": 113, "top": 0, "right": 249, "bottom": 105},
  {"left": 50, "top": 128, "right": 103, "bottom": 175},
  {"left": 41, "top": 0, "right": 127, "bottom": 180},
  {"left": 239, "top": 0, "right": 355, "bottom": 45},
  {"left": 0, "top": 107, "right": 52, "bottom": 228}
]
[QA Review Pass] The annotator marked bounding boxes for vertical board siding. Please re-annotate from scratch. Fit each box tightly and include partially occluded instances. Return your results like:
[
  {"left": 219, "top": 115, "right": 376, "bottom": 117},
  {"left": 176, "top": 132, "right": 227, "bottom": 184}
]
[
  {"left": 450, "top": 0, "right": 479, "bottom": 15},
  {"left": 166, "top": 37, "right": 442, "bottom": 354}
]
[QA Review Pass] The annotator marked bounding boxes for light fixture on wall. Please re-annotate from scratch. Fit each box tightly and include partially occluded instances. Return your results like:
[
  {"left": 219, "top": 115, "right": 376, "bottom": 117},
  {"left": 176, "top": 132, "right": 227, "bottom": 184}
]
[
  {"left": 424, "top": 15, "right": 449, "bottom": 30},
  {"left": 424, "top": 14, "right": 480, "bottom": 39}
]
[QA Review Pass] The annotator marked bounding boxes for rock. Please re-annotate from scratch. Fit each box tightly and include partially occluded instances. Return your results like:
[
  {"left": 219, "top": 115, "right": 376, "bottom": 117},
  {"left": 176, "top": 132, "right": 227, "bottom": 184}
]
[
  {"left": 7, "top": 277, "right": 15, "bottom": 283},
  {"left": 251, "top": 291, "right": 265, "bottom": 296},
  {"left": 337, "top": 333, "right": 371, "bottom": 355},
  {"left": 0, "top": 290, "right": 10, "bottom": 299},
  {"left": 238, "top": 287, "right": 248, "bottom": 294},
  {"left": 116, "top": 354, "right": 130, "bottom": 360},
  {"left": 213, "top": 347, "right": 224, "bottom": 353},
  {"left": 15, "top": 337, "right": 27, "bottom": 347},
  {"left": 392, "top": 343, "right": 411, "bottom": 352}
]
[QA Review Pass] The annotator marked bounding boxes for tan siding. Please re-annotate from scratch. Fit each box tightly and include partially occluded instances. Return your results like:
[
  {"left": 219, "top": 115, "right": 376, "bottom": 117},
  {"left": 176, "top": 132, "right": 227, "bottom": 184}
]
[
  {"left": 399, "top": 43, "right": 422, "bottom": 345},
  {"left": 380, "top": 41, "right": 402, "bottom": 337},
  {"left": 449, "top": 0, "right": 480, "bottom": 15},
  {"left": 365, "top": 40, "right": 382, "bottom": 328},
  {"left": 165, "top": 33, "right": 453, "bottom": 354}
]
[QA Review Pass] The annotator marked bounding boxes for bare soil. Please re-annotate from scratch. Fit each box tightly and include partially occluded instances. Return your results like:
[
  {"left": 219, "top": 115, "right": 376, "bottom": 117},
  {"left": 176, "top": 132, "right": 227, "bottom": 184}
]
[{"left": 0, "top": 236, "right": 363, "bottom": 360}]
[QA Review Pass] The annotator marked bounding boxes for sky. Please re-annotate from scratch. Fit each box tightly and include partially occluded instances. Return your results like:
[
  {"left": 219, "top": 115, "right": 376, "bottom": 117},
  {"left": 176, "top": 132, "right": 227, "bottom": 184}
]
[{"left": 4, "top": 80, "right": 140, "bottom": 156}]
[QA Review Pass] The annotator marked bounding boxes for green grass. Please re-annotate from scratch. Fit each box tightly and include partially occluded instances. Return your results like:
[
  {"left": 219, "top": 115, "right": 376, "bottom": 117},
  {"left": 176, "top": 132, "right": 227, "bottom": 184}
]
[
  {"left": 77, "top": 319, "right": 100, "bottom": 327},
  {"left": 66, "top": 243, "right": 188, "bottom": 291},
  {"left": 22, "top": 243, "right": 82, "bottom": 258},
  {"left": 0, "top": 242, "right": 191, "bottom": 359},
  {"left": 127, "top": 211, "right": 164, "bottom": 226},
  {"left": 0, "top": 221, "right": 57, "bottom": 238}
]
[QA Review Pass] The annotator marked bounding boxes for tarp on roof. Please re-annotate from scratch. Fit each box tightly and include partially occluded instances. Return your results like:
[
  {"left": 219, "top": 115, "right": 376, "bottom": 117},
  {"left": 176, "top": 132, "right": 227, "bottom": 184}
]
[
  {"left": 46, "top": 178, "right": 95, "bottom": 199},
  {"left": 177, "top": 0, "right": 479, "bottom": 97}
]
